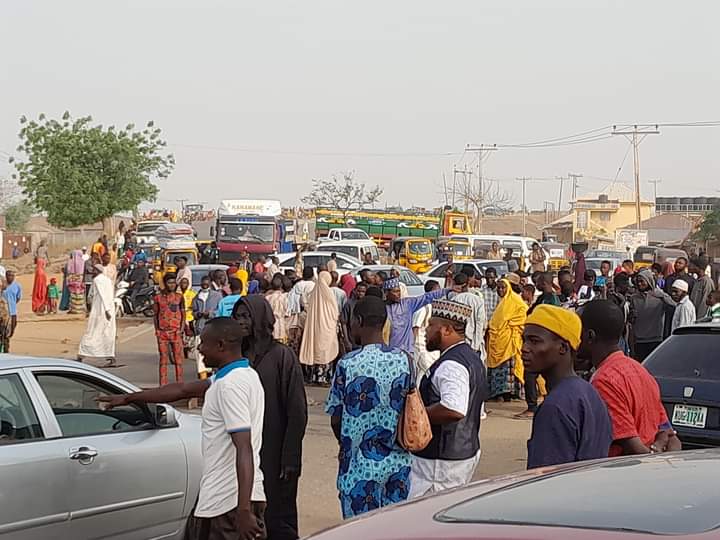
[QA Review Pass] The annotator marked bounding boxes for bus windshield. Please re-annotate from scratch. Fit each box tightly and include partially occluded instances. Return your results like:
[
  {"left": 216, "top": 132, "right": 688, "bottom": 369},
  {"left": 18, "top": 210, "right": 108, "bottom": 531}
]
[{"left": 219, "top": 223, "right": 275, "bottom": 243}]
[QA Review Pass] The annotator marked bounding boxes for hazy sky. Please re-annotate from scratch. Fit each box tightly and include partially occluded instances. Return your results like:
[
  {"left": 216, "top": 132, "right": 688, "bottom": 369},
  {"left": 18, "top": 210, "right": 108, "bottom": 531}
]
[{"left": 2, "top": 1, "right": 719, "bottom": 212}]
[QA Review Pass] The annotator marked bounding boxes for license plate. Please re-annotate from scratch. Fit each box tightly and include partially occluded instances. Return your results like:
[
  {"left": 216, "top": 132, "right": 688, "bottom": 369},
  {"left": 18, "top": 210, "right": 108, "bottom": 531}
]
[{"left": 672, "top": 404, "right": 708, "bottom": 428}]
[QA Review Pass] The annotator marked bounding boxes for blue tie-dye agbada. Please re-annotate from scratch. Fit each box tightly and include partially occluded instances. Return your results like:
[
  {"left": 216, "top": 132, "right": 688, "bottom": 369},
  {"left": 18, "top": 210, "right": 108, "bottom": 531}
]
[{"left": 325, "top": 343, "right": 412, "bottom": 519}]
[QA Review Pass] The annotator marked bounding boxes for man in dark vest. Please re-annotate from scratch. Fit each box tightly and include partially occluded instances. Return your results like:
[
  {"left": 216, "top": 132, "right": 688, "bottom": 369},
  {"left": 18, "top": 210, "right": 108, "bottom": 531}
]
[{"left": 409, "top": 299, "right": 487, "bottom": 498}]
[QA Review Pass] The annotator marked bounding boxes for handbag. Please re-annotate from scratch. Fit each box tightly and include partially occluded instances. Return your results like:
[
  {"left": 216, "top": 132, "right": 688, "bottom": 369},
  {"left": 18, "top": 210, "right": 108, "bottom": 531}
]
[{"left": 397, "top": 353, "right": 432, "bottom": 452}]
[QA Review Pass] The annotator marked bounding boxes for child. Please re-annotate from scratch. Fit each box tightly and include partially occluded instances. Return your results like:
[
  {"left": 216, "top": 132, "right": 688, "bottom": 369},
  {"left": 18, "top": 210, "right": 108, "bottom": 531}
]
[{"left": 47, "top": 278, "right": 60, "bottom": 314}]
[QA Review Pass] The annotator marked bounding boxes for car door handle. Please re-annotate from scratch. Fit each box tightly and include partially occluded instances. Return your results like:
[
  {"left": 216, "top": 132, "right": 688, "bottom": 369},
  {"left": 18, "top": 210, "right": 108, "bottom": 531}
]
[{"left": 69, "top": 446, "right": 99, "bottom": 461}]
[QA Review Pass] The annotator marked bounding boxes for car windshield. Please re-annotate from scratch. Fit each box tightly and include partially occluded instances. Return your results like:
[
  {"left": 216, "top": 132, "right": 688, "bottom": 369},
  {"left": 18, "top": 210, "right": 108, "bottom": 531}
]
[
  {"left": 164, "top": 252, "right": 198, "bottom": 265},
  {"left": 137, "top": 223, "right": 163, "bottom": 234},
  {"left": 318, "top": 245, "right": 359, "bottom": 259},
  {"left": 449, "top": 243, "right": 470, "bottom": 256},
  {"left": 337, "top": 256, "right": 360, "bottom": 268},
  {"left": 408, "top": 241, "right": 431, "bottom": 254},
  {"left": 439, "top": 454, "right": 720, "bottom": 535},
  {"left": 399, "top": 270, "right": 422, "bottom": 285},
  {"left": 219, "top": 223, "right": 275, "bottom": 243},
  {"left": 634, "top": 247, "right": 655, "bottom": 262},
  {"left": 585, "top": 259, "right": 605, "bottom": 270},
  {"left": 644, "top": 333, "right": 720, "bottom": 380},
  {"left": 342, "top": 231, "right": 369, "bottom": 240}
]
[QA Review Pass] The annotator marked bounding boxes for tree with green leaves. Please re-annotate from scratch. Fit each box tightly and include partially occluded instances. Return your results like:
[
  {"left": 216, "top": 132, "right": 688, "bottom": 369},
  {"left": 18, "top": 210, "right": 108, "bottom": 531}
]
[
  {"left": 301, "top": 171, "right": 383, "bottom": 220},
  {"left": 693, "top": 208, "right": 720, "bottom": 248},
  {"left": 11, "top": 112, "right": 174, "bottom": 228},
  {"left": 3, "top": 200, "right": 34, "bottom": 232},
  {"left": 0, "top": 177, "right": 33, "bottom": 232}
]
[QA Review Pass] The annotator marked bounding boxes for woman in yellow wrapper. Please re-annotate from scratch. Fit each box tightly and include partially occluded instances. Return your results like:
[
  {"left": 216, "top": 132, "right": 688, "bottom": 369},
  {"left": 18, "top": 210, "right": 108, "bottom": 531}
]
[{"left": 487, "top": 278, "right": 527, "bottom": 401}]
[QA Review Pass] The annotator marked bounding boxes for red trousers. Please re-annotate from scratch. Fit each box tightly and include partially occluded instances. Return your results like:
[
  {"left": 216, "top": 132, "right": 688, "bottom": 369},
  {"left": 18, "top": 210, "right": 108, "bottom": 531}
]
[{"left": 157, "top": 332, "right": 184, "bottom": 386}]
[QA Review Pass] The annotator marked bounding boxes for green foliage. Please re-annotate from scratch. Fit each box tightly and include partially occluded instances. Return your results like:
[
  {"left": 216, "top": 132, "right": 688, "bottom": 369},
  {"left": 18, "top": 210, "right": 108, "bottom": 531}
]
[
  {"left": 3, "top": 200, "right": 34, "bottom": 232},
  {"left": 694, "top": 209, "right": 720, "bottom": 243},
  {"left": 301, "top": 171, "right": 383, "bottom": 218},
  {"left": 12, "top": 112, "right": 175, "bottom": 228}
]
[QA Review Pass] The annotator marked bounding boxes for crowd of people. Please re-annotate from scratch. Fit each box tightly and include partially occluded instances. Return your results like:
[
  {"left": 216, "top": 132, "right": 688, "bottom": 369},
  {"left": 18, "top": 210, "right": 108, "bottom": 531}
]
[{"left": 5, "top": 238, "right": 717, "bottom": 540}]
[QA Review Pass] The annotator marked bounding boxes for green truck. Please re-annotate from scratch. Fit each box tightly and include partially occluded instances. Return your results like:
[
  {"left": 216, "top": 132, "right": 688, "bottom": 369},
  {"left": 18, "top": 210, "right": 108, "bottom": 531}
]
[{"left": 315, "top": 208, "right": 471, "bottom": 249}]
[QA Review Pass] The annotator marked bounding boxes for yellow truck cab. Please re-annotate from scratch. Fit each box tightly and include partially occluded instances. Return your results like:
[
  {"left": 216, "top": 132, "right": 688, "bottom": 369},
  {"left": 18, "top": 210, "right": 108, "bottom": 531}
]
[
  {"left": 390, "top": 237, "right": 434, "bottom": 273},
  {"left": 154, "top": 223, "right": 199, "bottom": 287}
]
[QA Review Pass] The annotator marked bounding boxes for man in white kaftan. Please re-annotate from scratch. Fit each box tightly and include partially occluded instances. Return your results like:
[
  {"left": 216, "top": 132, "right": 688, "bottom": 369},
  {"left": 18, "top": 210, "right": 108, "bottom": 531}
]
[{"left": 78, "top": 265, "right": 117, "bottom": 365}]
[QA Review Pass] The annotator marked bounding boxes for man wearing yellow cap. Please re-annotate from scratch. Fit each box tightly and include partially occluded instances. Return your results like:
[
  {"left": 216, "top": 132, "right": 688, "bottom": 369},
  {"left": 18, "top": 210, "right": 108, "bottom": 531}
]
[{"left": 523, "top": 305, "right": 612, "bottom": 469}]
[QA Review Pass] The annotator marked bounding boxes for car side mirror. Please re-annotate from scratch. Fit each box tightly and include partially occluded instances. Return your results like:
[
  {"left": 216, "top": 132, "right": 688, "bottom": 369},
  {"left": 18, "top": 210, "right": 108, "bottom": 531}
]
[
  {"left": 209, "top": 226, "right": 215, "bottom": 237},
  {"left": 154, "top": 404, "right": 178, "bottom": 428},
  {"left": 341, "top": 263, "right": 354, "bottom": 270}
]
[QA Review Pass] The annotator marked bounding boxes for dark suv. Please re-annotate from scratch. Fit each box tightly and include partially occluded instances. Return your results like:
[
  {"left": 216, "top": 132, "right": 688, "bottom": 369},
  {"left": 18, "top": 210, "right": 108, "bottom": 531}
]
[{"left": 643, "top": 324, "right": 720, "bottom": 449}]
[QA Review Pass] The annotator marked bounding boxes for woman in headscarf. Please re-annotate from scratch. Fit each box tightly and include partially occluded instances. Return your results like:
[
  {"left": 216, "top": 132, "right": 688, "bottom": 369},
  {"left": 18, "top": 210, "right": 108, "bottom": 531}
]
[
  {"left": 340, "top": 273, "right": 356, "bottom": 298},
  {"left": 234, "top": 267, "right": 249, "bottom": 295},
  {"left": 31, "top": 258, "right": 49, "bottom": 315},
  {"left": 299, "top": 270, "right": 339, "bottom": 385},
  {"left": 487, "top": 277, "right": 527, "bottom": 401},
  {"left": 232, "top": 295, "right": 307, "bottom": 540},
  {"left": 59, "top": 252, "right": 72, "bottom": 311},
  {"left": 66, "top": 249, "right": 87, "bottom": 314}
]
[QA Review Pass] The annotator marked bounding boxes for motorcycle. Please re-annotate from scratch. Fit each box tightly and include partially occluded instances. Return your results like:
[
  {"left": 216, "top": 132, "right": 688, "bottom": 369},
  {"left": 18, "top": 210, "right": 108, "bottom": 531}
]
[{"left": 115, "top": 279, "right": 156, "bottom": 318}]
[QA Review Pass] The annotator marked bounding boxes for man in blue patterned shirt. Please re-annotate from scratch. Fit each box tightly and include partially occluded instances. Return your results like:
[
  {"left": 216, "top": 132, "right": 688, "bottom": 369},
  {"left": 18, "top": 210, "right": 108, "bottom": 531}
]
[{"left": 326, "top": 295, "right": 412, "bottom": 519}]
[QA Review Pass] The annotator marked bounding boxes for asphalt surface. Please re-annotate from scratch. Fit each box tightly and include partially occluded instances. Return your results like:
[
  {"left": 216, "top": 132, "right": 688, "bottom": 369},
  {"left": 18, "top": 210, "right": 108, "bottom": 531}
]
[{"left": 8, "top": 272, "right": 532, "bottom": 536}]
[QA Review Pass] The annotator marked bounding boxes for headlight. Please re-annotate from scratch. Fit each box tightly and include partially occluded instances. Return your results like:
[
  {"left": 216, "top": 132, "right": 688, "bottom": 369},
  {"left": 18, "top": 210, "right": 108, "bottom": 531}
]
[{"left": 408, "top": 258, "right": 417, "bottom": 264}]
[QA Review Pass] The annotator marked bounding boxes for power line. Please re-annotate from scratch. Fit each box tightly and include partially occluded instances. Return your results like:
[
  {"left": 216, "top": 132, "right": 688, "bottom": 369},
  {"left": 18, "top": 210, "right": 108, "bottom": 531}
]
[{"left": 170, "top": 143, "right": 463, "bottom": 158}]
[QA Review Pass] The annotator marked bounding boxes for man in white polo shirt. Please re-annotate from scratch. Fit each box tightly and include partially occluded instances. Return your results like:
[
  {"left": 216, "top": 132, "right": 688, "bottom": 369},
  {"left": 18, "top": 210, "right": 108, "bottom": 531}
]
[{"left": 101, "top": 317, "right": 266, "bottom": 540}]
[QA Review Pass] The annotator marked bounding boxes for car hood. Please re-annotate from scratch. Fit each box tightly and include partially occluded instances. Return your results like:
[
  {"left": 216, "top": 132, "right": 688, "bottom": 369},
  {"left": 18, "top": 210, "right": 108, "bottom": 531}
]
[
  {"left": 305, "top": 466, "right": 571, "bottom": 540},
  {"left": 305, "top": 452, "right": 720, "bottom": 540}
]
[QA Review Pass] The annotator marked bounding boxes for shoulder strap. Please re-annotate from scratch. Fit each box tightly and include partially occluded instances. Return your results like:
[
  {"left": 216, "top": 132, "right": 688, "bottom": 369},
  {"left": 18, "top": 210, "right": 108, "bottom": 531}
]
[{"left": 403, "top": 351, "right": 417, "bottom": 391}]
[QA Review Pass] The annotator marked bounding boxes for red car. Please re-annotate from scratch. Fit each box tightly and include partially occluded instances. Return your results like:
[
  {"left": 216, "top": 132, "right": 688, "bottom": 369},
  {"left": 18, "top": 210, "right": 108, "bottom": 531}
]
[{"left": 307, "top": 449, "right": 720, "bottom": 539}]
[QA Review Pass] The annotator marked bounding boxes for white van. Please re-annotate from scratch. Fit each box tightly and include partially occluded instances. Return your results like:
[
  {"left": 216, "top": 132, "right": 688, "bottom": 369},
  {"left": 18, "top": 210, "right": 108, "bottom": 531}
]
[
  {"left": 451, "top": 234, "right": 546, "bottom": 272},
  {"left": 316, "top": 240, "right": 380, "bottom": 263}
]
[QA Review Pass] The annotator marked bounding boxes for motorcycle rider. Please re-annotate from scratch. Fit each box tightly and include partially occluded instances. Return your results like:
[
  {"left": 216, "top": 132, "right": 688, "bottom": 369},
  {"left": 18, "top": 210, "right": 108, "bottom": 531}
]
[{"left": 128, "top": 259, "right": 151, "bottom": 311}]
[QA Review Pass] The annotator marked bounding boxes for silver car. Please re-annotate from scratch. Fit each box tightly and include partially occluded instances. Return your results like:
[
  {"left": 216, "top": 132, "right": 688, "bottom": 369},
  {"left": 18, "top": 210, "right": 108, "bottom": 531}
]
[{"left": 0, "top": 355, "right": 201, "bottom": 539}]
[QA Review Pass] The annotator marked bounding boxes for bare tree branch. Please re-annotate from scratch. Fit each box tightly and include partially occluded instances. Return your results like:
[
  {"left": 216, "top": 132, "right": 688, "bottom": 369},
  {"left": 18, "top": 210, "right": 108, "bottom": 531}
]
[
  {"left": 301, "top": 171, "right": 383, "bottom": 219},
  {"left": 457, "top": 175, "right": 515, "bottom": 218}
]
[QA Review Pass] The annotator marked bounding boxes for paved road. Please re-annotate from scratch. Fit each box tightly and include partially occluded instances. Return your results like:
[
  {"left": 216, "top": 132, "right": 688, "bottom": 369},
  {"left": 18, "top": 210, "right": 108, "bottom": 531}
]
[{"left": 8, "top": 272, "right": 531, "bottom": 536}]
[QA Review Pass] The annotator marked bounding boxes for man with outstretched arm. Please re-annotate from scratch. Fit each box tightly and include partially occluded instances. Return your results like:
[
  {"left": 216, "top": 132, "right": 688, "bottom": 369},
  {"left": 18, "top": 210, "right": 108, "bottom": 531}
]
[{"left": 101, "top": 317, "right": 266, "bottom": 540}]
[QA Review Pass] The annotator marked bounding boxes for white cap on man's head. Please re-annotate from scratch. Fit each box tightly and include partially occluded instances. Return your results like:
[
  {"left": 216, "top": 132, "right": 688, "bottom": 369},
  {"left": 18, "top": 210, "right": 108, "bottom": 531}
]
[{"left": 672, "top": 279, "right": 689, "bottom": 293}]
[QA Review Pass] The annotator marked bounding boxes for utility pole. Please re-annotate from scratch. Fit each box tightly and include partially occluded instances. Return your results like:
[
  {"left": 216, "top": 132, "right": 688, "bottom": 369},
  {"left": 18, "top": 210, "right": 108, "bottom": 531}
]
[
  {"left": 442, "top": 173, "right": 449, "bottom": 207},
  {"left": 612, "top": 125, "right": 660, "bottom": 229},
  {"left": 176, "top": 199, "right": 189, "bottom": 214},
  {"left": 516, "top": 177, "right": 531, "bottom": 237},
  {"left": 568, "top": 173, "right": 583, "bottom": 203},
  {"left": 648, "top": 179, "right": 662, "bottom": 203},
  {"left": 465, "top": 144, "right": 498, "bottom": 232},
  {"left": 451, "top": 168, "right": 457, "bottom": 207},
  {"left": 555, "top": 175, "right": 566, "bottom": 218},
  {"left": 453, "top": 165, "right": 472, "bottom": 213}
]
